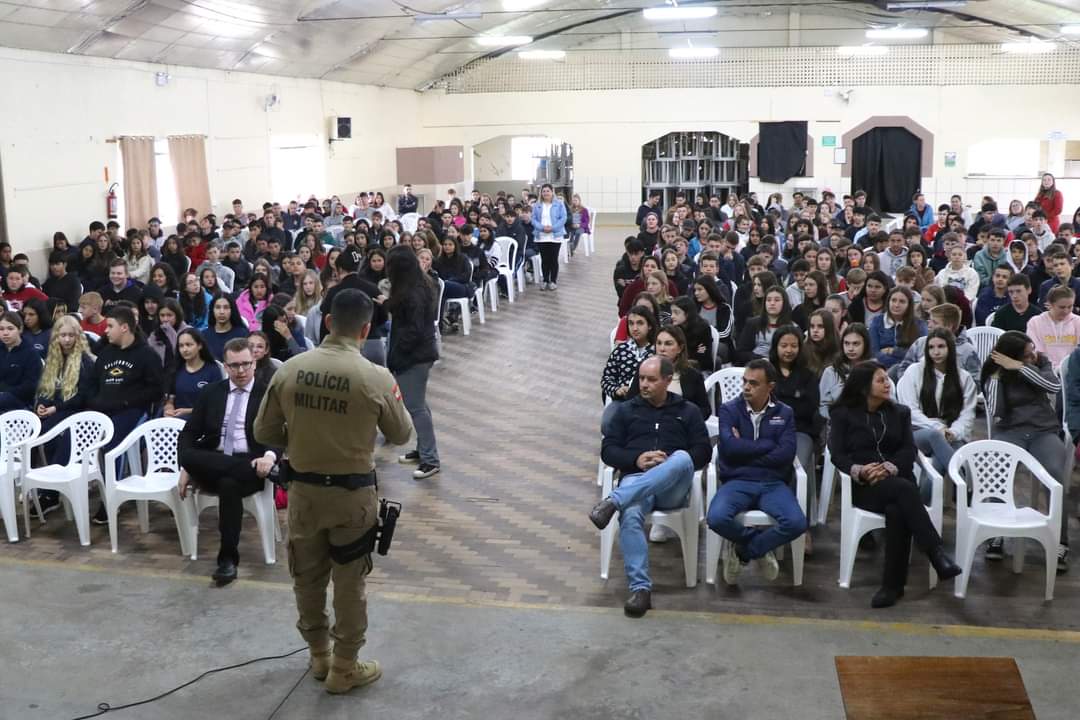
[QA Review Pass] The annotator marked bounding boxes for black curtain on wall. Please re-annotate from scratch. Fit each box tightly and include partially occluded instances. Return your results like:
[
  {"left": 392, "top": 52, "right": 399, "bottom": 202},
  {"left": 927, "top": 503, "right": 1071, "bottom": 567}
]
[
  {"left": 850, "top": 127, "right": 921, "bottom": 214},
  {"left": 757, "top": 121, "right": 807, "bottom": 184}
]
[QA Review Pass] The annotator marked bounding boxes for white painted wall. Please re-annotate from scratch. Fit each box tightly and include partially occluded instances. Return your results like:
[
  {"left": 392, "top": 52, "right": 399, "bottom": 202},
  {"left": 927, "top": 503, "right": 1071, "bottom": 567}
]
[
  {"left": 0, "top": 47, "right": 420, "bottom": 269},
  {"left": 416, "top": 85, "right": 1080, "bottom": 219}
]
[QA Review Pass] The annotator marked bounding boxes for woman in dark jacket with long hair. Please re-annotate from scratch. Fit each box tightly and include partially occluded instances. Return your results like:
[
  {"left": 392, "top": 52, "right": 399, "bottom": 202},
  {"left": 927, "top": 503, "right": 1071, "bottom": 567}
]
[
  {"left": 627, "top": 325, "right": 710, "bottom": 420},
  {"left": 828, "top": 361, "right": 960, "bottom": 608},
  {"left": 671, "top": 296, "right": 718, "bottom": 372},
  {"left": 386, "top": 245, "right": 441, "bottom": 479}
]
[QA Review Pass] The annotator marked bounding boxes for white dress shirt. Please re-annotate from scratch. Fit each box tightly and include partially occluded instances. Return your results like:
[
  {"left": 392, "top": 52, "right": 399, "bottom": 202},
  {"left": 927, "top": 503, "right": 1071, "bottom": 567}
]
[{"left": 218, "top": 379, "right": 255, "bottom": 455}]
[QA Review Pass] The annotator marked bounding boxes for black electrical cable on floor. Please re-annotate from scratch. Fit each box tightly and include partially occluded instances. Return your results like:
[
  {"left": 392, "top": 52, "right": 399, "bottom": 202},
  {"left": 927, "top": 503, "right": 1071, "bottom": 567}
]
[{"left": 70, "top": 646, "right": 308, "bottom": 720}]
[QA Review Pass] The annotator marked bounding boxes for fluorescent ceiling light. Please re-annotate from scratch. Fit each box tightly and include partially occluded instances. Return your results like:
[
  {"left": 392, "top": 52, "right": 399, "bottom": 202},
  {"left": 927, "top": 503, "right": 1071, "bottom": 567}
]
[
  {"left": 644, "top": 6, "right": 718, "bottom": 21},
  {"left": 668, "top": 46, "right": 719, "bottom": 59},
  {"left": 886, "top": 1, "right": 966, "bottom": 8},
  {"left": 865, "top": 27, "right": 928, "bottom": 40},
  {"left": 503, "top": 0, "right": 545, "bottom": 9},
  {"left": 1061, "top": 25, "right": 1080, "bottom": 35},
  {"left": 519, "top": 49, "right": 566, "bottom": 60},
  {"left": 414, "top": 12, "right": 482, "bottom": 21},
  {"left": 476, "top": 35, "right": 533, "bottom": 47},
  {"left": 1002, "top": 40, "right": 1056, "bottom": 53},
  {"left": 837, "top": 45, "right": 889, "bottom": 56}
]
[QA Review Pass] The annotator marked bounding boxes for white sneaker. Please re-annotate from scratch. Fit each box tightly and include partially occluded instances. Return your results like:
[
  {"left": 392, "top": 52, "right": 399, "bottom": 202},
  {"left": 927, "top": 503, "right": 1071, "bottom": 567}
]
[
  {"left": 539, "top": 282, "right": 549, "bottom": 291},
  {"left": 755, "top": 550, "right": 780, "bottom": 581},
  {"left": 648, "top": 524, "right": 676, "bottom": 543},
  {"left": 549, "top": 282, "right": 557, "bottom": 291},
  {"left": 722, "top": 541, "right": 744, "bottom": 585}
]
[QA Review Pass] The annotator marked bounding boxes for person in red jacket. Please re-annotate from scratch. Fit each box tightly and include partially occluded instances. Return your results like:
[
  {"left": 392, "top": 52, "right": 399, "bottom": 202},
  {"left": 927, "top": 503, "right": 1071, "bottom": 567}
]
[
  {"left": 1035, "top": 172, "right": 1064, "bottom": 234},
  {"left": 2, "top": 267, "right": 47, "bottom": 311}
]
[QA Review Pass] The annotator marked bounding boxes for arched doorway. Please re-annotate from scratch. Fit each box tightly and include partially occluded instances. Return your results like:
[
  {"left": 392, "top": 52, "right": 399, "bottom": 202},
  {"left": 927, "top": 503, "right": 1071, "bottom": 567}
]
[
  {"left": 642, "top": 131, "right": 748, "bottom": 208},
  {"left": 842, "top": 116, "right": 934, "bottom": 214}
]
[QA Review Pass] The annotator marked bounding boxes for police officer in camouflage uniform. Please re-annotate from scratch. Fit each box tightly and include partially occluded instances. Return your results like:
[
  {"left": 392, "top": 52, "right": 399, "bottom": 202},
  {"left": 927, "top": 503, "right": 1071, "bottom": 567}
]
[{"left": 254, "top": 289, "right": 413, "bottom": 694}]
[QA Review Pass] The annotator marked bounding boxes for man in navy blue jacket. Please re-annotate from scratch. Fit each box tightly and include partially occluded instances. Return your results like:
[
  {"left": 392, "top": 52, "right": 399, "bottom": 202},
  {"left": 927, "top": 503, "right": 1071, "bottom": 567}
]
[
  {"left": 590, "top": 356, "right": 711, "bottom": 618},
  {"left": 706, "top": 359, "right": 807, "bottom": 585}
]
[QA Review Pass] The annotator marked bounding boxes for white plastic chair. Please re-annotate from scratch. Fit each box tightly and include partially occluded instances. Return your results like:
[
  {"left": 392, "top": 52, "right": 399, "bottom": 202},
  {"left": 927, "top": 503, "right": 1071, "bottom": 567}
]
[
  {"left": 0, "top": 411, "right": 41, "bottom": 542},
  {"left": 187, "top": 477, "right": 280, "bottom": 564},
  {"left": 599, "top": 461, "right": 703, "bottom": 587},
  {"left": 985, "top": 311, "right": 996, "bottom": 327},
  {"left": 703, "top": 367, "right": 744, "bottom": 439},
  {"left": 1061, "top": 356, "right": 1076, "bottom": 485},
  {"left": 609, "top": 327, "right": 618, "bottom": 351},
  {"left": 493, "top": 237, "right": 518, "bottom": 304},
  {"left": 21, "top": 411, "right": 114, "bottom": 546},
  {"left": 705, "top": 453, "right": 808, "bottom": 586},
  {"left": 399, "top": 212, "right": 419, "bottom": 233},
  {"left": 709, "top": 325, "right": 721, "bottom": 367},
  {"left": 968, "top": 326, "right": 1003, "bottom": 367},
  {"left": 528, "top": 253, "right": 543, "bottom": 288},
  {"left": 445, "top": 263, "right": 484, "bottom": 335},
  {"left": 837, "top": 451, "right": 944, "bottom": 589},
  {"left": 949, "top": 440, "right": 1061, "bottom": 600},
  {"left": 103, "top": 418, "right": 191, "bottom": 556},
  {"left": 581, "top": 207, "right": 597, "bottom": 256}
]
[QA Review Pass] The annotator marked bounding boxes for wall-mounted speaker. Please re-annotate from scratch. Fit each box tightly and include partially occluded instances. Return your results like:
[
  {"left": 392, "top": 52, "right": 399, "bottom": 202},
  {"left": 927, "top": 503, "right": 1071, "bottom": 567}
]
[{"left": 330, "top": 116, "right": 352, "bottom": 140}]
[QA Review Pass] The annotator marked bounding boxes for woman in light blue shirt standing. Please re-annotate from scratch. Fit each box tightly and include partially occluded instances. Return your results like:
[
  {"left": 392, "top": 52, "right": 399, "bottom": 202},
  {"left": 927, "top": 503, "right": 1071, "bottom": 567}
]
[{"left": 531, "top": 183, "right": 567, "bottom": 291}]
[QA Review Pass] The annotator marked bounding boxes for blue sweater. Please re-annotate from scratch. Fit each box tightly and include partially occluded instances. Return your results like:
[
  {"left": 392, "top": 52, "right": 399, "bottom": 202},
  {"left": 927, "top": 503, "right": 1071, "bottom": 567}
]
[
  {"left": 204, "top": 325, "right": 250, "bottom": 361},
  {"left": 869, "top": 316, "right": 927, "bottom": 369},
  {"left": 714, "top": 397, "right": 796, "bottom": 484}
]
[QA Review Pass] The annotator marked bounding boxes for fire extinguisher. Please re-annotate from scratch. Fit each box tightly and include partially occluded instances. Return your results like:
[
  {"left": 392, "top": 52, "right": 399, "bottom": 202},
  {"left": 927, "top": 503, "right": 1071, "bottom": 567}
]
[{"left": 106, "top": 183, "right": 119, "bottom": 220}]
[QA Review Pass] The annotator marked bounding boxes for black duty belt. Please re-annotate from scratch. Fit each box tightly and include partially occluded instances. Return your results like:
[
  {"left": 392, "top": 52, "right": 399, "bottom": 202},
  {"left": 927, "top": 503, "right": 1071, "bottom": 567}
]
[{"left": 291, "top": 471, "right": 377, "bottom": 490}]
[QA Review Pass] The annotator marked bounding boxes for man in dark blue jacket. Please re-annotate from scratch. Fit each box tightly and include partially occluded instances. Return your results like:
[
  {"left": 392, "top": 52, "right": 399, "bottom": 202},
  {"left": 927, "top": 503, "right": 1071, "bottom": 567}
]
[
  {"left": 590, "top": 356, "right": 711, "bottom": 618},
  {"left": 706, "top": 359, "right": 807, "bottom": 585}
]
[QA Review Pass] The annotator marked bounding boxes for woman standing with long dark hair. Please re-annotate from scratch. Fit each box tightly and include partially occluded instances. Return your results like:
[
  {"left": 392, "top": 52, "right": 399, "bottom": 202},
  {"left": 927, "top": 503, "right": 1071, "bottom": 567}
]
[
  {"left": 828, "top": 361, "right": 961, "bottom": 607},
  {"left": 386, "top": 245, "right": 441, "bottom": 479}
]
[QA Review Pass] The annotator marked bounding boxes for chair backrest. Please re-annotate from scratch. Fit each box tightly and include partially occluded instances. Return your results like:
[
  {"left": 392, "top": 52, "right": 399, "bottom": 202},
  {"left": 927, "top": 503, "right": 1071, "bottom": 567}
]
[
  {"left": 85, "top": 331, "right": 100, "bottom": 344},
  {"left": 609, "top": 327, "right": 618, "bottom": 351},
  {"left": 65, "top": 412, "right": 113, "bottom": 469},
  {"left": 704, "top": 367, "right": 744, "bottom": 414},
  {"left": 709, "top": 325, "right": 720, "bottom": 362},
  {"left": 400, "top": 213, "right": 419, "bottom": 232},
  {"left": 0, "top": 410, "right": 40, "bottom": 471},
  {"left": 494, "top": 236, "right": 518, "bottom": 269},
  {"left": 984, "top": 311, "right": 995, "bottom": 327},
  {"left": 967, "top": 326, "right": 1004, "bottom": 367},
  {"left": 138, "top": 418, "right": 185, "bottom": 474},
  {"left": 950, "top": 440, "right": 1029, "bottom": 507},
  {"left": 1060, "top": 354, "right": 1071, "bottom": 433},
  {"left": 270, "top": 358, "right": 284, "bottom": 369}
]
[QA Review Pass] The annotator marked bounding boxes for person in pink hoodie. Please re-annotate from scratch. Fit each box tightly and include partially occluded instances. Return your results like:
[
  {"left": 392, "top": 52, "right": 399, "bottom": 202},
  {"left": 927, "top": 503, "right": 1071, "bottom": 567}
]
[
  {"left": 235, "top": 273, "right": 270, "bottom": 331},
  {"left": 1025, "top": 285, "right": 1080, "bottom": 370}
]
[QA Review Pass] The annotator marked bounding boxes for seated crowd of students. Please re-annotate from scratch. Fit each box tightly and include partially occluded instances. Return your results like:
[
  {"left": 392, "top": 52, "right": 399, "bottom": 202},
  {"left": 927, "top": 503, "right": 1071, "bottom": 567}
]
[
  {"left": 598, "top": 180, "right": 1078, "bottom": 615},
  {"left": 4, "top": 185, "right": 581, "bottom": 526}
]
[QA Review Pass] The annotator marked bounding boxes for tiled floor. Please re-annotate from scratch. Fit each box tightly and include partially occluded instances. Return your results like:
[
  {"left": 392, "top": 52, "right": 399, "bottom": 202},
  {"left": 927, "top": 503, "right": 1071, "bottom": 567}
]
[{"left": 6, "top": 224, "right": 1080, "bottom": 632}]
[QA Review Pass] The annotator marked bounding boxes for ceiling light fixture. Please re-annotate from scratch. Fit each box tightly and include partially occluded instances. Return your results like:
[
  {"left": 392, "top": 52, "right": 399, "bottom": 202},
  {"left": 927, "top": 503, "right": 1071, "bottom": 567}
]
[
  {"left": 476, "top": 35, "right": 533, "bottom": 47},
  {"left": 519, "top": 49, "right": 566, "bottom": 60},
  {"left": 644, "top": 6, "right": 718, "bottom": 21},
  {"left": 503, "top": 0, "right": 545, "bottom": 9},
  {"left": 1061, "top": 25, "right": 1080, "bottom": 35},
  {"left": 865, "top": 27, "right": 928, "bottom": 40},
  {"left": 669, "top": 46, "right": 720, "bottom": 59},
  {"left": 837, "top": 45, "right": 889, "bottom": 56},
  {"left": 414, "top": 12, "right": 483, "bottom": 21},
  {"left": 885, "top": 1, "right": 966, "bottom": 8},
  {"left": 1002, "top": 39, "right": 1056, "bottom": 53}
]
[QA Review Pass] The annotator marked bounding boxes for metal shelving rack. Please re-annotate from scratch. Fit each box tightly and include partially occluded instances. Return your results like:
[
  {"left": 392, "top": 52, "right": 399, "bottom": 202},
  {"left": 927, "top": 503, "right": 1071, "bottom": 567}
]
[
  {"left": 531, "top": 142, "right": 574, "bottom": 200},
  {"left": 642, "top": 131, "right": 748, "bottom": 206}
]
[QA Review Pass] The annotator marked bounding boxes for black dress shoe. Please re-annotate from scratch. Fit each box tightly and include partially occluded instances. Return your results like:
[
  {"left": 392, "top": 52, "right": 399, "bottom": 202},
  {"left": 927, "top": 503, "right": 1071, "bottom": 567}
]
[
  {"left": 589, "top": 498, "right": 618, "bottom": 530},
  {"left": 871, "top": 586, "right": 905, "bottom": 608},
  {"left": 624, "top": 589, "right": 651, "bottom": 618},
  {"left": 212, "top": 561, "right": 238, "bottom": 586},
  {"left": 928, "top": 547, "right": 962, "bottom": 581}
]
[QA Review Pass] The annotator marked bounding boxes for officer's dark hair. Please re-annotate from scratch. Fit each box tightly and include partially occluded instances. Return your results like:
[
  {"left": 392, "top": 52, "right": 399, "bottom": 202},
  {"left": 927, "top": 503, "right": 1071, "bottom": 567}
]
[{"left": 329, "top": 289, "right": 374, "bottom": 336}]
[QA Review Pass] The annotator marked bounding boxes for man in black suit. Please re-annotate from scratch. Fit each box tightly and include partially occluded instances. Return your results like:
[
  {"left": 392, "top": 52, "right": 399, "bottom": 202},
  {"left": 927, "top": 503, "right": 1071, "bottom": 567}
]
[{"left": 178, "top": 337, "right": 279, "bottom": 585}]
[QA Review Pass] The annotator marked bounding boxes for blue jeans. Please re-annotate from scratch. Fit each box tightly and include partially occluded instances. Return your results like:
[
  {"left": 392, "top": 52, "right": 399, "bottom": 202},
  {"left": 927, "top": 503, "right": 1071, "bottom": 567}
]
[
  {"left": 913, "top": 427, "right": 961, "bottom": 504},
  {"left": 611, "top": 450, "right": 694, "bottom": 592},
  {"left": 706, "top": 479, "right": 807, "bottom": 560}
]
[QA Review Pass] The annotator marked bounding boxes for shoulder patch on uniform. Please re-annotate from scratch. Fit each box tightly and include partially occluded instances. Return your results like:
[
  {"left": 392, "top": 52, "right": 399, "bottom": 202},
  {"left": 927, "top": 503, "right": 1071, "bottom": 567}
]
[{"left": 392, "top": 383, "right": 402, "bottom": 402}]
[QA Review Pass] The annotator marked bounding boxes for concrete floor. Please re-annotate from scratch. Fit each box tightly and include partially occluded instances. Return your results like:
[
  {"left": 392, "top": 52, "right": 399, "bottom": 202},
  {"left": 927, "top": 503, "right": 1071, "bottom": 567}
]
[{"left": 1, "top": 559, "right": 1076, "bottom": 720}]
